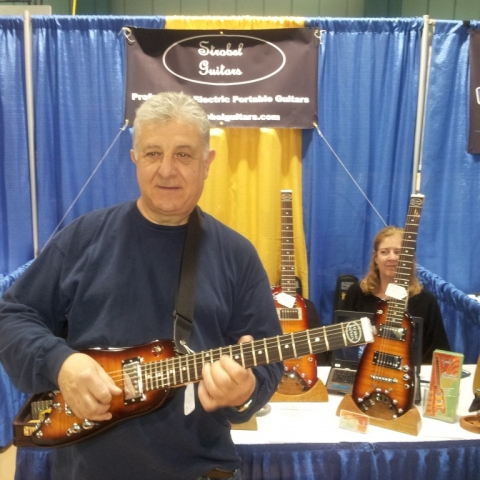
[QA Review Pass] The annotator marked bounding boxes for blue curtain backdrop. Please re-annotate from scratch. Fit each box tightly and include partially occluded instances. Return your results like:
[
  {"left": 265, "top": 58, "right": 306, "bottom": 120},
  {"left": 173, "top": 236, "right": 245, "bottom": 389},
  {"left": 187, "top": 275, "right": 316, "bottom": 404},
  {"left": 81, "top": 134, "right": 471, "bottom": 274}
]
[
  {"left": 32, "top": 16, "right": 165, "bottom": 248},
  {"left": 302, "top": 18, "right": 423, "bottom": 325},
  {"left": 0, "top": 16, "right": 480, "bottom": 358},
  {"left": 419, "top": 21, "right": 480, "bottom": 296},
  {"left": 0, "top": 18, "right": 33, "bottom": 275},
  {"left": 418, "top": 20, "right": 480, "bottom": 358}
]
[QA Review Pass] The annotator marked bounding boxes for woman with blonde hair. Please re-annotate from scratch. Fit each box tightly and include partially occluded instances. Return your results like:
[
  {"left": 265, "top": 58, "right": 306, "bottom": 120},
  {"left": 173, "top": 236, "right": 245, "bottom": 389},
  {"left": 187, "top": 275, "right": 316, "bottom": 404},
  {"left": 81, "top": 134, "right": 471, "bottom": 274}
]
[{"left": 343, "top": 226, "right": 450, "bottom": 363}]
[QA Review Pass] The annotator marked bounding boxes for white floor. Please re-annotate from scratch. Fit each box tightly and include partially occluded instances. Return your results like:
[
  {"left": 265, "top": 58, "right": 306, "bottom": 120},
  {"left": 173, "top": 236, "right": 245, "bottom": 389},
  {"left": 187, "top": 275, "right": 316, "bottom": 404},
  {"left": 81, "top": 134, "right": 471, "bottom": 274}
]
[{"left": 0, "top": 445, "right": 16, "bottom": 480}]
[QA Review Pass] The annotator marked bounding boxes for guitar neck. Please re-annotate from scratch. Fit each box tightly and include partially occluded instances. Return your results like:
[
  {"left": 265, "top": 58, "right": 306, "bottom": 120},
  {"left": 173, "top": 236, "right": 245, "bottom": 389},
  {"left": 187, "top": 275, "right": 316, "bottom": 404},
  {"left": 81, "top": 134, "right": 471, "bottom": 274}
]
[
  {"left": 387, "top": 194, "right": 425, "bottom": 324},
  {"left": 143, "top": 318, "right": 373, "bottom": 391},
  {"left": 280, "top": 189, "right": 296, "bottom": 296}
]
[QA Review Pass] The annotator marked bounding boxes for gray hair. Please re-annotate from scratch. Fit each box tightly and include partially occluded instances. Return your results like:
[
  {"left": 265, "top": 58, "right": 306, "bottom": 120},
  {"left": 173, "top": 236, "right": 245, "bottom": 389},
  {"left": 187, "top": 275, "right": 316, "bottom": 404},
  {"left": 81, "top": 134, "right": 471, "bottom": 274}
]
[{"left": 132, "top": 91, "right": 211, "bottom": 152}]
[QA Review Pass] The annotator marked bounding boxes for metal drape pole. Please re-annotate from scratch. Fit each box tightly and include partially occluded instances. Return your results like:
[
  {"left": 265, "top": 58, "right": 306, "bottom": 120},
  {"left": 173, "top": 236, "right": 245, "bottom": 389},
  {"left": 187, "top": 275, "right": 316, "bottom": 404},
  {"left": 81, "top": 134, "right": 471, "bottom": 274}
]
[
  {"left": 412, "top": 15, "right": 433, "bottom": 195},
  {"left": 24, "top": 10, "right": 39, "bottom": 257}
]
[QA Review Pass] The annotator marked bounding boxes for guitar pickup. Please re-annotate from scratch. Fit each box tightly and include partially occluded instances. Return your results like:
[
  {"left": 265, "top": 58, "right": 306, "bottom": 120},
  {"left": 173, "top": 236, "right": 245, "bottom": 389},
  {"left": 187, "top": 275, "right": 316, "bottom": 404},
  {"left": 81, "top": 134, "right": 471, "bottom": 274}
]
[
  {"left": 277, "top": 307, "right": 303, "bottom": 320},
  {"left": 373, "top": 351, "right": 402, "bottom": 370},
  {"left": 122, "top": 357, "right": 145, "bottom": 405},
  {"left": 378, "top": 324, "right": 406, "bottom": 342}
]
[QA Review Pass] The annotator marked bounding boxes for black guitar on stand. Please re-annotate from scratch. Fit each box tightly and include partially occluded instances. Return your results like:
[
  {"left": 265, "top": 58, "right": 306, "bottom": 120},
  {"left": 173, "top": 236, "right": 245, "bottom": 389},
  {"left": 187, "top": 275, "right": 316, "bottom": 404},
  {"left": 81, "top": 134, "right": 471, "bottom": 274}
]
[{"left": 352, "top": 194, "right": 425, "bottom": 420}]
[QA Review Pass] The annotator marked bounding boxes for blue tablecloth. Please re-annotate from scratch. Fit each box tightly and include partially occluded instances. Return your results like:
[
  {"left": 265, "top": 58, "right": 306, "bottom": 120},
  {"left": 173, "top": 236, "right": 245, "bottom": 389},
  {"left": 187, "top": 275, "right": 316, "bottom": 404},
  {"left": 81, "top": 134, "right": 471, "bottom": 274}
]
[{"left": 12, "top": 438, "right": 480, "bottom": 480}]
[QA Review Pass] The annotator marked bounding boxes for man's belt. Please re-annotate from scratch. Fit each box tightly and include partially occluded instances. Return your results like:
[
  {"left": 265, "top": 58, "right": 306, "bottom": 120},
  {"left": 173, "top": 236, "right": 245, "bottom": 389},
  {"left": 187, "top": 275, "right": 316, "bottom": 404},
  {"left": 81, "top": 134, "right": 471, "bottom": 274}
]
[{"left": 204, "top": 468, "right": 237, "bottom": 479}]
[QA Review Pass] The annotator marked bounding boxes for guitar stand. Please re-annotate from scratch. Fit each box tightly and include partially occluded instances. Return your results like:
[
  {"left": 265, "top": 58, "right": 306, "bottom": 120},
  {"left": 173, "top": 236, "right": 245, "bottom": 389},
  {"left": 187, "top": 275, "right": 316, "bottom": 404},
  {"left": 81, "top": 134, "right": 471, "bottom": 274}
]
[
  {"left": 230, "top": 415, "right": 258, "bottom": 431},
  {"left": 336, "top": 394, "right": 422, "bottom": 436},
  {"left": 271, "top": 378, "right": 328, "bottom": 403}
]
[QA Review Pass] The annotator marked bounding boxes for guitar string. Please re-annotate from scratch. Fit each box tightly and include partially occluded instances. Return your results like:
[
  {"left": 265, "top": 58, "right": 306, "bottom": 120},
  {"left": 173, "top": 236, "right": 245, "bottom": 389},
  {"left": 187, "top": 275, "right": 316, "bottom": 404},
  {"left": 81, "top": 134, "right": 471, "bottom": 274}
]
[
  {"left": 101, "top": 323, "right": 369, "bottom": 387},
  {"left": 100, "top": 325, "right": 362, "bottom": 383}
]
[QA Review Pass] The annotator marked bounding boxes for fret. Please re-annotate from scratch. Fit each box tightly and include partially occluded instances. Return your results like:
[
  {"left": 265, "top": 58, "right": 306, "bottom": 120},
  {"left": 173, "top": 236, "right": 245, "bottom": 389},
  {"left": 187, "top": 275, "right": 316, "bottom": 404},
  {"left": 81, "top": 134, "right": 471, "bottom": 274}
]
[
  {"left": 178, "top": 356, "right": 184, "bottom": 384},
  {"left": 277, "top": 334, "right": 296, "bottom": 360},
  {"left": 157, "top": 361, "right": 164, "bottom": 389},
  {"left": 339, "top": 322, "right": 346, "bottom": 346},
  {"left": 191, "top": 352, "right": 197, "bottom": 380},
  {"left": 323, "top": 326, "right": 329, "bottom": 351},
  {"left": 276, "top": 335, "right": 283, "bottom": 362},
  {"left": 183, "top": 356, "right": 191, "bottom": 383},
  {"left": 263, "top": 338, "right": 270, "bottom": 364},
  {"left": 168, "top": 357, "right": 176, "bottom": 386},
  {"left": 142, "top": 362, "right": 150, "bottom": 392},
  {"left": 150, "top": 361, "right": 157, "bottom": 390},
  {"left": 238, "top": 344, "right": 246, "bottom": 367},
  {"left": 250, "top": 341, "right": 257, "bottom": 366},
  {"left": 290, "top": 332, "right": 297, "bottom": 358},
  {"left": 204, "top": 349, "right": 212, "bottom": 363}
]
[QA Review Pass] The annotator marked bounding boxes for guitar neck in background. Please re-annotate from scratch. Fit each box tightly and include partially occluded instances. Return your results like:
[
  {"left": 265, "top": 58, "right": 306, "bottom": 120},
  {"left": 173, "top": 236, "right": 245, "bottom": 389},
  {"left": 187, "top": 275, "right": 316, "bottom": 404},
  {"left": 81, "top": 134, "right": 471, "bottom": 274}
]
[
  {"left": 280, "top": 189, "right": 297, "bottom": 296},
  {"left": 387, "top": 193, "right": 425, "bottom": 325}
]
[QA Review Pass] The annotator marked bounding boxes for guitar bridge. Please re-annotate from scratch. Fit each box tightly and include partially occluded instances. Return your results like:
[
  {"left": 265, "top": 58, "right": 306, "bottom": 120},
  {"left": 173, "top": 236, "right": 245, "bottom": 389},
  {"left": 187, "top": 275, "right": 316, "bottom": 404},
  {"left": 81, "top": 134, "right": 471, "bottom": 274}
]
[{"left": 122, "top": 357, "right": 145, "bottom": 405}]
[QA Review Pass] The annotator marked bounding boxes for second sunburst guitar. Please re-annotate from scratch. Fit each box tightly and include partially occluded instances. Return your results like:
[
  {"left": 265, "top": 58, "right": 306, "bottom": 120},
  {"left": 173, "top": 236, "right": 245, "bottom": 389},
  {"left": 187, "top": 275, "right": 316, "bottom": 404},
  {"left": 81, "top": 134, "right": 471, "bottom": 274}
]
[
  {"left": 352, "top": 193, "right": 425, "bottom": 419},
  {"left": 272, "top": 190, "right": 317, "bottom": 393}
]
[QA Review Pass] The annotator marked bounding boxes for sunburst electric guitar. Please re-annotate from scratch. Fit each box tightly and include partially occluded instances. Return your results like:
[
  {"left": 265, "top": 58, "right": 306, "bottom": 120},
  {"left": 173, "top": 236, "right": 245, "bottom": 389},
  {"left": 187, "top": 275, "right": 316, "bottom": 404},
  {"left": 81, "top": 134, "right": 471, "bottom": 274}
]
[
  {"left": 271, "top": 190, "right": 317, "bottom": 393},
  {"left": 15, "top": 319, "right": 374, "bottom": 448},
  {"left": 352, "top": 194, "right": 425, "bottom": 420}
]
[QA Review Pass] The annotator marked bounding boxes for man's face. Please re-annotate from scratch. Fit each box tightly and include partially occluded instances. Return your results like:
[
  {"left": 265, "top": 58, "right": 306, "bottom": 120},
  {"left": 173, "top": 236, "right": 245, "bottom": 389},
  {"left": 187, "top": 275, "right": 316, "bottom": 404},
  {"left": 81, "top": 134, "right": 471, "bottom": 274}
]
[{"left": 130, "top": 120, "right": 215, "bottom": 225}]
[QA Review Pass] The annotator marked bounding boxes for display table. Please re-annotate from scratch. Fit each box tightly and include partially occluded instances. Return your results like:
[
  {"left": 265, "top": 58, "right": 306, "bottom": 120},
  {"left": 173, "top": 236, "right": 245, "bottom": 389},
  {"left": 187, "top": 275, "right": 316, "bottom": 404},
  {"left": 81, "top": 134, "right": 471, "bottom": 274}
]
[
  {"left": 11, "top": 365, "right": 480, "bottom": 480},
  {"left": 229, "top": 365, "right": 480, "bottom": 479}
]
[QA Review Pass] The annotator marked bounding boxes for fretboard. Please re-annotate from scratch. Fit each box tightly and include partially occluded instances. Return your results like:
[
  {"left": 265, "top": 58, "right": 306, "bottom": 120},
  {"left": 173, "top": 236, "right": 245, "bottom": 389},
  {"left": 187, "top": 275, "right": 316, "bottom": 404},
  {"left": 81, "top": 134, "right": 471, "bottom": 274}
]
[
  {"left": 280, "top": 189, "right": 296, "bottom": 296},
  {"left": 387, "top": 193, "right": 425, "bottom": 326},
  {"left": 142, "top": 318, "right": 373, "bottom": 391}
]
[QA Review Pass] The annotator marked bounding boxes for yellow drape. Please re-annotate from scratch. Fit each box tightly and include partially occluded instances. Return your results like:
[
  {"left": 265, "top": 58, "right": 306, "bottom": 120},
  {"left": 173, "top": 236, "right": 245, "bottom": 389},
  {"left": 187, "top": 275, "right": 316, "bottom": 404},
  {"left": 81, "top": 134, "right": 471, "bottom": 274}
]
[{"left": 165, "top": 16, "right": 309, "bottom": 296}]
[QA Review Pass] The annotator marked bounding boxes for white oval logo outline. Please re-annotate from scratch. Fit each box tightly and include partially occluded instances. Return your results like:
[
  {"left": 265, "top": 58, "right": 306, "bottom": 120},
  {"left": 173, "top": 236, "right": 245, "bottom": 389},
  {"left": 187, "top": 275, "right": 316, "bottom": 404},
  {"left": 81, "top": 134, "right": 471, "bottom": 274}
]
[
  {"left": 162, "top": 34, "right": 286, "bottom": 86},
  {"left": 345, "top": 322, "right": 363, "bottom": 344}
]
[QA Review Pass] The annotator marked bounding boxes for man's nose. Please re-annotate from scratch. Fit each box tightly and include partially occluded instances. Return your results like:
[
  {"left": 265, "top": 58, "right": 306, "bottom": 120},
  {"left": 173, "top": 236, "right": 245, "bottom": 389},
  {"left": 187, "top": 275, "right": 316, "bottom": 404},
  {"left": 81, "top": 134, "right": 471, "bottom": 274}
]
[{"left": 157, "top": 155, "right": 174, "bottom": 175}]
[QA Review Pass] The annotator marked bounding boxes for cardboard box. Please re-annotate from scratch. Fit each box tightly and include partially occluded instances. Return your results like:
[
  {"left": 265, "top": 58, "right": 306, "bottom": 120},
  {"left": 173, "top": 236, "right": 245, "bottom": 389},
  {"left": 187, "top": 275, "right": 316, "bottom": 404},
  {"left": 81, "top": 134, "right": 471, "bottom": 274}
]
[{"left": 424, "top": 350, "right": 464, "bottom": 423}]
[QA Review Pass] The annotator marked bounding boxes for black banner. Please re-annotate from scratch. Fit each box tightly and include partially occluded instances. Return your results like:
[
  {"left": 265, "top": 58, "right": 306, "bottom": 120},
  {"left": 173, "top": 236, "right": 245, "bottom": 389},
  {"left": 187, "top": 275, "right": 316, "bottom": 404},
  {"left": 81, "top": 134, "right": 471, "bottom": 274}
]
[
  {"left": 469, "top": 30, "right": 480, "bottom": 154},
  {"left": 124, "top": 27, "right": 319, "bottom": 128}
]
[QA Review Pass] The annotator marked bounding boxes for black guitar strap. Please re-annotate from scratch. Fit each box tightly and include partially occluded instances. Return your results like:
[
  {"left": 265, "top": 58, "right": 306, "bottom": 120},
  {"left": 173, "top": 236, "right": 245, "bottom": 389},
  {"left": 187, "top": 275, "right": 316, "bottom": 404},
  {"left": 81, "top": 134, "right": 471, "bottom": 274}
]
[{"left": 173, "top": 206, "right": 204, "bottom": 355}]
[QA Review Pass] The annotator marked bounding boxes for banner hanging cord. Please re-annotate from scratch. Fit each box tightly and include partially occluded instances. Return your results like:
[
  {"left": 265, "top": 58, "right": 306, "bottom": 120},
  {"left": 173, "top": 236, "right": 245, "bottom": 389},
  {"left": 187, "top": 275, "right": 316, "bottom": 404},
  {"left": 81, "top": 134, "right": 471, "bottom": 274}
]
[
  {"left": 313, "top": 122, "right": 387, "bottom": 227},
  {"left": 43, "top": 120, "right": 130, "bottom": 249}
]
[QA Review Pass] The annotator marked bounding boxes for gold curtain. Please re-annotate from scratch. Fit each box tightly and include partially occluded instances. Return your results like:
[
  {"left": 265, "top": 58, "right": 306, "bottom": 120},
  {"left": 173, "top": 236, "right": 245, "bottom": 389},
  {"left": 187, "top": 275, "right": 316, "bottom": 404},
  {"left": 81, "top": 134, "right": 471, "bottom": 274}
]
[{"left": 165, "top": 16, "right": 309, "bottom": 296}]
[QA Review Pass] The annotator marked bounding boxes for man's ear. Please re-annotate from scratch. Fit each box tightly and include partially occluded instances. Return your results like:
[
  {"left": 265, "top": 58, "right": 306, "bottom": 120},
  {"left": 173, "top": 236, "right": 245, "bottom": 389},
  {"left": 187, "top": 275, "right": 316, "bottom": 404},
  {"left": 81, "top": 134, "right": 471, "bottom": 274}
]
[
  {"left": 204, "top": 149, "right": 216, "bottom": 178},
  {"left": 130, "top": 149, "right": 137, "bottom": 164}
]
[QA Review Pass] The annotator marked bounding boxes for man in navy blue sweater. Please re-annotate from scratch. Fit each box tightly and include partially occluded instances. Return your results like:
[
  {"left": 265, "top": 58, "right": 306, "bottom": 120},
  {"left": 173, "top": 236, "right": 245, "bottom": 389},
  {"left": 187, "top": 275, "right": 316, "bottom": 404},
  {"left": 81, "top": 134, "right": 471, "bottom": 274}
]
[{"left": 0, "top": 92, "right": 283, "bottom": 479}]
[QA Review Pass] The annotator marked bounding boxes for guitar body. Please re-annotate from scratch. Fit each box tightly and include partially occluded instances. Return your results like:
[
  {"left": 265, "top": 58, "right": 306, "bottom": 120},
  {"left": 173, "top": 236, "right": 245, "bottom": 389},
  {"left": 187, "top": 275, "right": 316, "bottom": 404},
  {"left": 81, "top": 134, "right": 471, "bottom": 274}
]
[
  {"left": 272, "top": 285, "right": 318, "bottom": 392},
  {"left": 30, "top": 340, "right": 175, "bottom": 447},
  {"left": 352, "top": 300, "right": 415, "bottom": 419}
]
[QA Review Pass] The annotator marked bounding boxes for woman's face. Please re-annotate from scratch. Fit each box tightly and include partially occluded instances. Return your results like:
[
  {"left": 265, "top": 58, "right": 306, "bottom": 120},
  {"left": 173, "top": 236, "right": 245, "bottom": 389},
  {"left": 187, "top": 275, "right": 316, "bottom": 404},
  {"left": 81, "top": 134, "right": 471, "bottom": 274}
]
[{"left": 374, "top": 233, "right": 403, "bottom": 282}]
